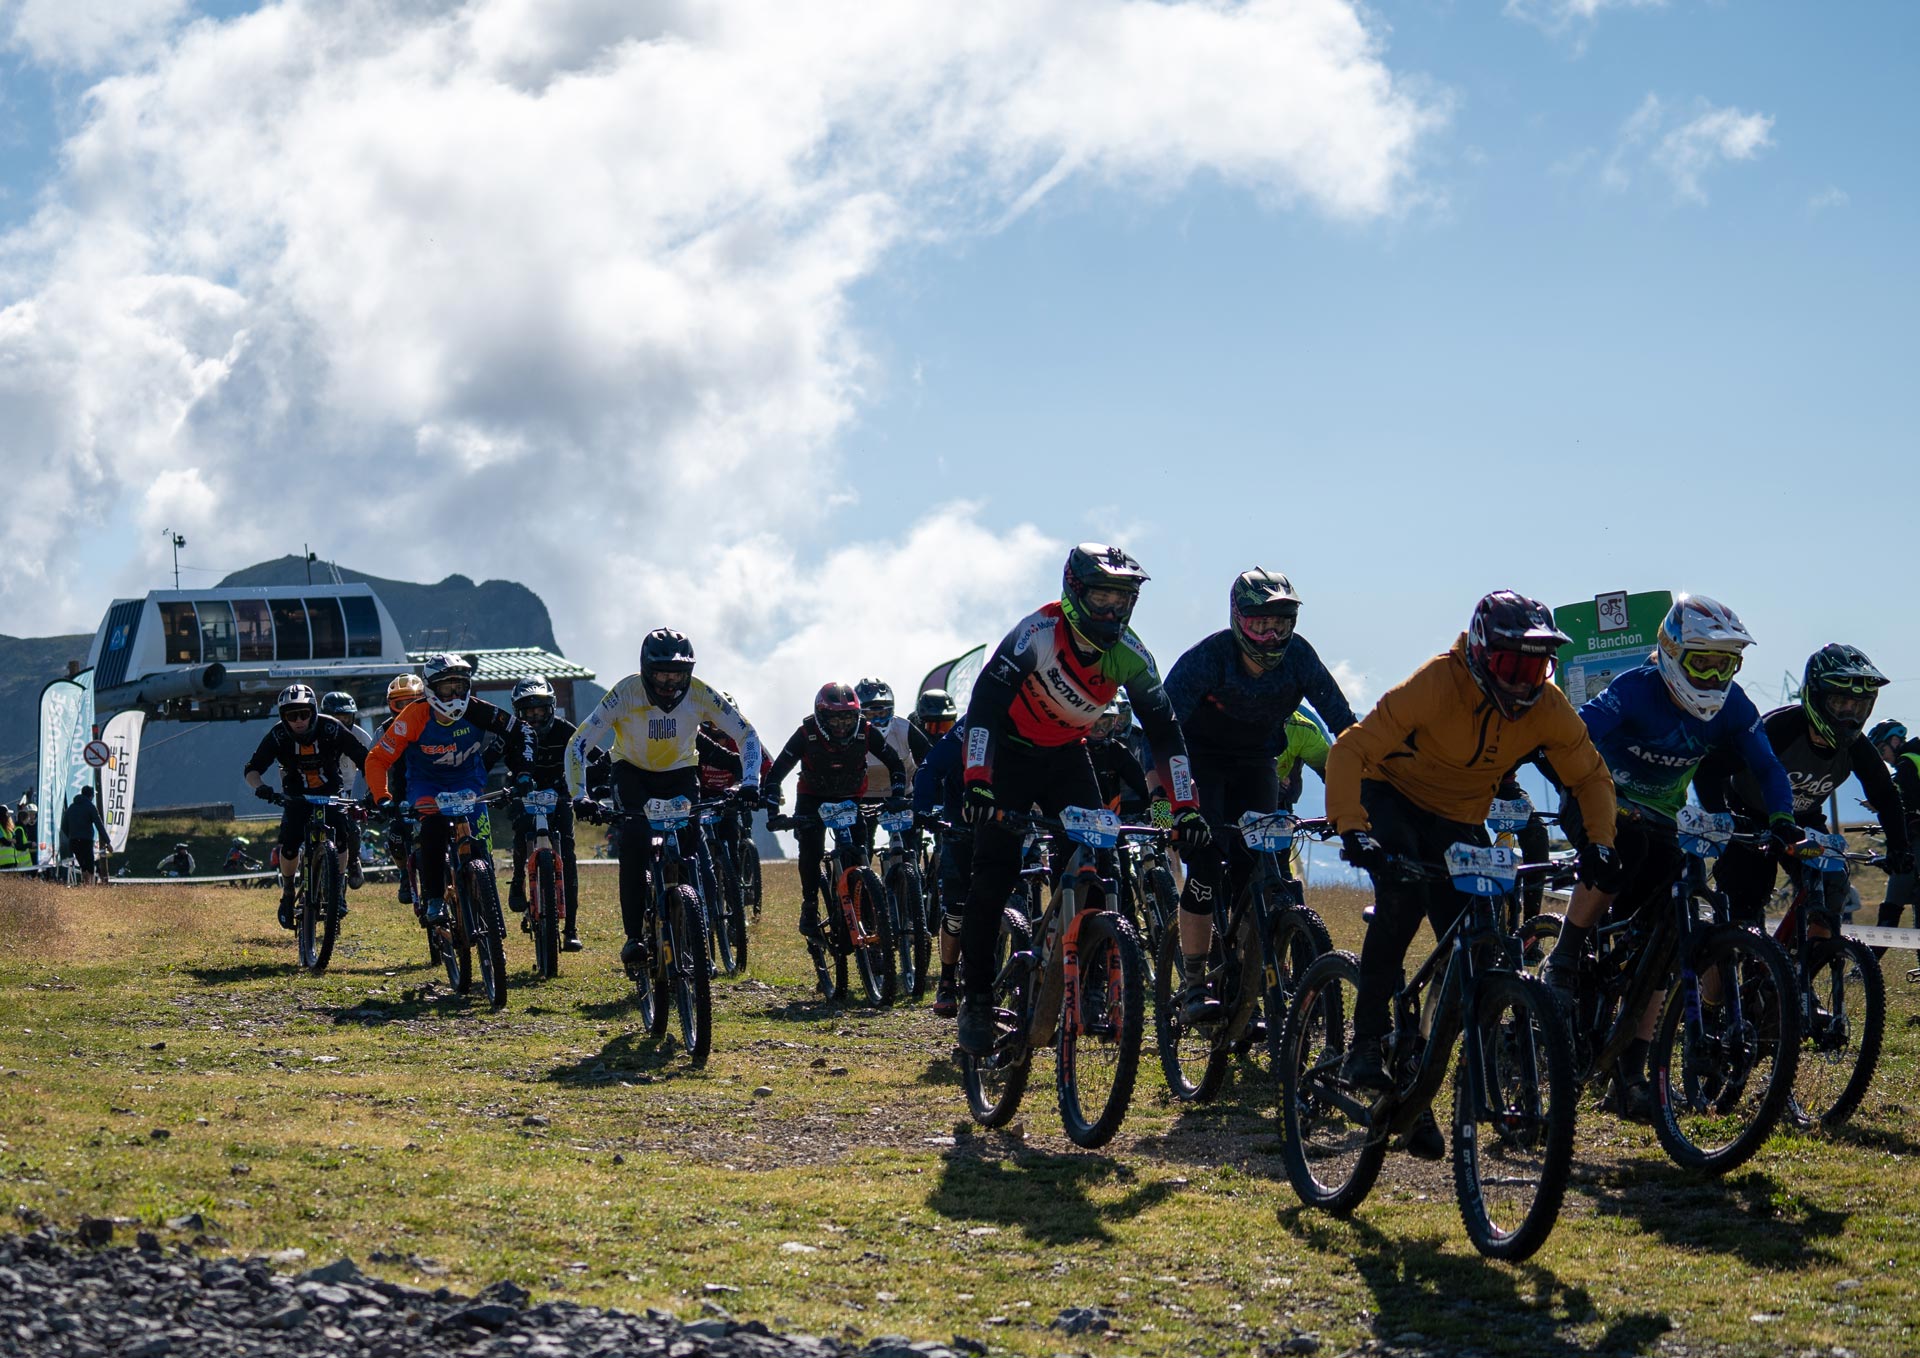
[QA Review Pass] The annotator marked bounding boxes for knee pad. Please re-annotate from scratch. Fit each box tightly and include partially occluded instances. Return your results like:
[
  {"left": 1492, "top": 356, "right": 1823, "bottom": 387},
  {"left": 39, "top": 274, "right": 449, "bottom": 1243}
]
[
  {"left": 1180, "top": 877, "right": 1216, "bottom": 917},
  {"left": 942, "top": 911, "right": 965, "bottom": 938}
]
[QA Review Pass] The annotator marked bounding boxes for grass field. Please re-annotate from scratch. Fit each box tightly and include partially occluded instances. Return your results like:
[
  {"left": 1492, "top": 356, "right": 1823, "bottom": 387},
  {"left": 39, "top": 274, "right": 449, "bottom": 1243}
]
[{"left": 3, "top": 860, "right": 1919, "bottom": 1356}]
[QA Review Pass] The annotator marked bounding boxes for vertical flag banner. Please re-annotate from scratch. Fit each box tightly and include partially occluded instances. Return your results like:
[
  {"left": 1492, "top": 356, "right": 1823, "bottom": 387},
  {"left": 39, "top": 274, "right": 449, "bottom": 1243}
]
[
  {"left": 99, "top": 710, "right": 146, "bottom": 854},
  {"left": 36, "top": 671, "right": 95, "bottom": 861},
  {"left": 919, "top": 644, "right": 987, "bottom": 717}
]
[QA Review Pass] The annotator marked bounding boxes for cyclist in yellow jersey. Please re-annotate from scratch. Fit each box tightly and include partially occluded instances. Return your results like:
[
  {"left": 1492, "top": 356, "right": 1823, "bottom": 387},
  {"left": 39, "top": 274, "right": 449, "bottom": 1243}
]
[
  {"left": 566, "top": 629, "right": 763, "bottom": 972},
  {"left": 1274, "top": 708, "right": 1330, "bottom": 810}
]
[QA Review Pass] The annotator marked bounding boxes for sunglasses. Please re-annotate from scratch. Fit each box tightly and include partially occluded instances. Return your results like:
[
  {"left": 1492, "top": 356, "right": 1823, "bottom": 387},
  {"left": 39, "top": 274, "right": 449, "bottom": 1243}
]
[{"left": 1680, "top": 650, "right": 1742, "bottom": 684}]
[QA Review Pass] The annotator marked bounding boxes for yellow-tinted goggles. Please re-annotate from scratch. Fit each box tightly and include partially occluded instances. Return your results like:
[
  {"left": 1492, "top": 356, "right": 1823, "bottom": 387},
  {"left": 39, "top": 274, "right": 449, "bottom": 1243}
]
[{"left": 1680, "top": 650, "right": 1742, "bottom": 684}]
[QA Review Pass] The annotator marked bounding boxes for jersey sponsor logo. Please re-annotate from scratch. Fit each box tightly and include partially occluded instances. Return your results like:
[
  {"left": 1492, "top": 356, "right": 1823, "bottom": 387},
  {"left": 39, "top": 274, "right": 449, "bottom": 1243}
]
[
  {"left": 966, "top": 724, "right": 989, "bottom": 769},
  {"left": 1041, "top": 663, "right": 1102, "bottom": 715},
  {"left": 1787, "top": 769, "right": 1841, "bottom": 808},
  {"left": 648, "top": 716, "right": 678, "bottom": 742},
  {"left": 1620, "top": 741, "right": 1698, "bottom": 769},
  {"left": 1012, "top": 617, "right": 1045, "bottom": 657},
  {"left": 1167, "top": 754, "right": 1195, "bottom": 805}
]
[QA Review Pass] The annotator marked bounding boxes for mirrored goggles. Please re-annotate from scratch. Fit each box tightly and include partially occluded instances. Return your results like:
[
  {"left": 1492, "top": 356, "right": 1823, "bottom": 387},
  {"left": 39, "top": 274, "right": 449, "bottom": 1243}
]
[
  {"left": 1236, "top": 608, "right": 1297, "bottom": 642},
  {"left": 1485, "top": 650, "right": 1553, "bottom": 689},
  {"left": 1680, "top": 650, "right": 1742, "bottom": 685},
  {"left": 923, "top": 718, "right": 955, "bottom": 738},
  {"left": 823, "top": 713, "right": 859, "bottom": 738},
  {"left": 1082, "top": 585, "right": 1137, "bottom": 620}
]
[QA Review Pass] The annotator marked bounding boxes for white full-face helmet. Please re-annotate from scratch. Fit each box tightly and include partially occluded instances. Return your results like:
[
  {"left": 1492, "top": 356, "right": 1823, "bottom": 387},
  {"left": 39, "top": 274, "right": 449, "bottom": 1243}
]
[{"left": 1654, "top": 595, "right": 1753, "bottom": 721}]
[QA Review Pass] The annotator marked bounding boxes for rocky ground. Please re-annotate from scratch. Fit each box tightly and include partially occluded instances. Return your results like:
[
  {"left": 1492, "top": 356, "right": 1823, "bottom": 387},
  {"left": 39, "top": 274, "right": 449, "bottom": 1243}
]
[{"left": 0, "top": 1228, "right": 992, "bottom": 1358}]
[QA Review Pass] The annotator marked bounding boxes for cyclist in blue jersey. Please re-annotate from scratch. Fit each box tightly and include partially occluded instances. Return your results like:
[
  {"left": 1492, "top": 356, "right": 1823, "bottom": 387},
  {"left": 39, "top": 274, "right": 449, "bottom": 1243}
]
[
  {"left": 1162, "top": 569, "right": 1356, "bottom": 1022},
  {"left": 913, "top": 717, "right": 971, "bottom": 1016},
  {"left": 1540, "top": 595, "right": 1798, "bottom": 1119}
]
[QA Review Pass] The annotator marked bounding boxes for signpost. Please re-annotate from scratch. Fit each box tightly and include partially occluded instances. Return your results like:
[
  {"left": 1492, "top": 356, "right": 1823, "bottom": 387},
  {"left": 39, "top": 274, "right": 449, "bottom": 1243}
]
[
  {"left": 1553, "top": 589, "right": 1673, "bottom": 704},
  {"left": 83, "top": 740, "right": 111, "bottom": 769}
]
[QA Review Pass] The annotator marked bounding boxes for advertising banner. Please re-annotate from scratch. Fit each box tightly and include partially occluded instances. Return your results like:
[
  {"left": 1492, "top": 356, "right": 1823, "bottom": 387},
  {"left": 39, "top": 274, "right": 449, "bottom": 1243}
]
[
  {"left": 919, "top": 643, "right": 987, "bottom": 716},
  {"left": 1553, "top": 590, "right": 1673, "bottom": 705},
  {"left": 99, "top": 709, "right": 146, "bottom": 854},
  {"left": 35, "top": 671, "right": 95, "bottom": 861}
]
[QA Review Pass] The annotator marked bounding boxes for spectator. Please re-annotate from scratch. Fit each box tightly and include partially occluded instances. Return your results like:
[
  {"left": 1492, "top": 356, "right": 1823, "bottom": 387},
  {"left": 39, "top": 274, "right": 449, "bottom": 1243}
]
[
  {"left": 17, "top": 789, "right": 38, "bottom": 865},
  {"left": 60, "top": 786, "right": 111, "bottom": 882},
  {"left": 156, "top": 842, "right": 196, "bottom": 877}
]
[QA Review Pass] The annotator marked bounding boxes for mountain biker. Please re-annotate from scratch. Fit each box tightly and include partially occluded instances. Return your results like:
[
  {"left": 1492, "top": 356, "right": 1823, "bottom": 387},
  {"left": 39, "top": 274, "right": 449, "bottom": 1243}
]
[
  {"left": 1867, "top": 720, "right": 1920, "bottom": 950},
  {"left": 566, "top": 629, "right": 762, "bottom": 977},
  {"left": 1274, "top": 708, "right": 1331, "bottom": 811},
  {"left": 1328, "top": 591, "right": 1618, "bottom": 1157},
  {"left": 954, "top": 543, "right": 1208, "bottom": 1056},
  {"left": 223, "top": 836, "right": 260, "bottom": 874},
  {"left": 376, "top": 674, "right": 425, "bottom": 907},
  {"left": 912, "top": 689, "right": 959, "bottom": 742},
  {"left": 914, "top": 716, "right": 971, "bottom": 1016},
  {"left": 1695, "top": 645, "right": 1913, "bottom": 938},
  {"left": 857, "top": 677, "right": 929, "bottom": 800},
  {"left": 365, "top": 655, "right": 535, "bottom": 929},
  {"left": 320, "top": 691, "right": 371, "bottom": 888},
  {"left": 156, "top": 842, "right": 195, "bottom": 877},
  {"left": 1163, "top": 569, "right": 1359, "bottom": 1024},
  {"left": 502, "top": 675, "right": 595, "bottom": 952},
  {"left": 763, "top": 682, "right": 909, "bottom": 948},
  {"left": 1089, "top": 696, "right": 1153, "bottom": 818},
  {"left": 244, "top": 683, "right": 369, "bottom": 927},
  {"left": 1537, "top": 594, "right": 1795, "bottom": 1120}
]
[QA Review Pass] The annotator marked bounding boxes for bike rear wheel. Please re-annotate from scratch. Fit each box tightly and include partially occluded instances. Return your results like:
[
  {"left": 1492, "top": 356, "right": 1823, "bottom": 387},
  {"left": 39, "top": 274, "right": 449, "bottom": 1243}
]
[
  {"left": 1154, "top": 924, "right": 1226, "bottom": 1103},
  {"left": 1277, "top": 950, "right": 1386, "bottom": 1214},
  {"left": 1144, "top": 865, "right": 1178, "bottom": 963},
  {"left": 532, "top": 849, "right": 560, "bottom": 979},
  {"left": 697, "top": 850, "right": 734, "bottom": 978},
  {"left": 442, "top": 890, "right": 472, "bottom": 995},
  {"left": 891, "top": 864, "right": 928, "bottom": 1000},
  {"left": 1058, "top": 911, "right": 1146, "bottom": 1148},
  {"left": 961, "top": 907, "right": 1034, "bottom": 1128},
  {"left": 1513, "top": 912, "right": 1563, "bottom": 974},
  {"left": 743, "top": 839, "right": 762, "bottom": 920},
  {"left": 298, "top": 846, "right": 342, "bottom": 975},
  {"left": 665, "top": 884, "right": 712, "bottom": 1064},
  {"left": 1452, "top": 972, "right": 1576, "bottom": 1261},
  {"left": 1651, "top": 923, "right": 1800, "bottom": 1175},
  {"left": 468, "top": 861, "right": 509, "bottom": 1012},
  {"left": 1262, "top": 904, "right": 1334, "bottom": 1074},
  {"left": 1786, "top": 934, "right": 1883, "bottom": 1130}
]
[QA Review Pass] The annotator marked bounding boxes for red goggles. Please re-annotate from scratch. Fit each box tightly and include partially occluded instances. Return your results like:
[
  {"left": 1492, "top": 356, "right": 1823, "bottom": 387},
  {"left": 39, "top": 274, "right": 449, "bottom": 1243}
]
[{"left": 1485, "top": 651, "right": 1554, "bottom": 689}]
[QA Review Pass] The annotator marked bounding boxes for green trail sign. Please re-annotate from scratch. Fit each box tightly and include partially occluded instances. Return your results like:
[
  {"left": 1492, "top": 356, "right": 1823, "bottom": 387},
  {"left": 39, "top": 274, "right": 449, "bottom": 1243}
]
[{"left": 1554, "top": 589, "right": 1673, "bottom": 704}]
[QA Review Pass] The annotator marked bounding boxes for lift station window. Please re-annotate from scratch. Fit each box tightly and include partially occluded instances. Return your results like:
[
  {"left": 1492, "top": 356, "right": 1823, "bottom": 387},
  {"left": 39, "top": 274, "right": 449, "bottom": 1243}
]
[
  {"left": 234, "top": 599, "right": 274, "bottom": 661},
  {"left": 341, "top": 595, "right": 383, "bottom": 658},
  {"left": 159, "top": 601, "right": 200, "bottom": 665},
  {"left": 196, "top": 599, "right": 237, "bottom": 663},
  {"left": 305, "top": 597, "right": 347, "bottom": 659},
  {"left": 271, "top": 597, "right": 311, "bottom": 660}
]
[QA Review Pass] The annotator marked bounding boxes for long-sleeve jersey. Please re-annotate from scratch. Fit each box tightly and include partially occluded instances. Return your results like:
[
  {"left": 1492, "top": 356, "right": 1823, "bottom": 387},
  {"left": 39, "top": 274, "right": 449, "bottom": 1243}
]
[
  {"left": 503, "top": 715, "right": 609, "bottom": 794},
  {"left": 364, "top": 698, "right": 531, "bottom": 804},
  {"left": 963, "top": 602, "right": 1195, "bottom": 809},
  {"left": 914, "top": 723, "right": 967, "bottom": 818},
  {"left": 335, "top": 723, "right": 373, "bottom": 796},
  {"left": 1274, "top": 709, "right": 1332, "bottom": 784},
  {"left": 245, "top": 715, "right": 367, "bottom": 797},
  {"left": 767, "top": 718, "right": 907, "bottom": 802},
  {"left": 1893, "top": 746, "right": 1920, "bottom": 837},
  {"left": 1578, "top": 661, "right": 1790, "bottom": 822},
  {"left": 1164, "top": 630, "right": 1357, "bottom": 763},
  {"left": 1695, "top": 706, "right": 1912, "bottom": 854},
  {"left": 567, "top": 674, "right": 760, "bottom": 796},
  {"left": 862, "top": 717, "right": 929, "bottom": 798},
  {"left": 1327, "top": 635, "right": 1617, "bottom": 844}
]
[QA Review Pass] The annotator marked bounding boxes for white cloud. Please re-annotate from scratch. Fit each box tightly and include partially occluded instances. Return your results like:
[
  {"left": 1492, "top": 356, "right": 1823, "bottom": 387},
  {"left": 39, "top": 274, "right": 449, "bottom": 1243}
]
[
  {"left": 1505, "top": 0, "right": 1667, "bottom": 37},
  {"left": 1808, "top": 185, "right": 1850, "bottom": 213},
  {"left": 1596, "top": 93, "right": 1773, "bottom": 203},
  {"left": 0, "top": 0, "right": 1441, "bottom": 729},
  {"left": 3, "top": 0, "right": 188, "bottom": 70}
]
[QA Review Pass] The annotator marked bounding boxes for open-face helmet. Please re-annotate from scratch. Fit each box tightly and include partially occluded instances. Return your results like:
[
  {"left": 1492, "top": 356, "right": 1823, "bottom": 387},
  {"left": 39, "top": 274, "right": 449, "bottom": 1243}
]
[
  {"left": 915, "top": 688, "right": 958, "bottom": 738},
  {"left": 1867, "top": 719, "right": 1908, "bottom": 753},
  {"left": 320, "top": 691, "right": 358, "bottom": 723},
  {"left": 855, "top": 678, "right": 895, "bottom": 729},
  {"left": 511, "top": 675, "right": 556, "bottom": 731},
  {"left": 1654, "top": 595, "right": 1752, "bottom": 722},
  {"left": 640, "top": 629, "right": 695, "bottom": 710},
  {"left": 1060, "top": 543, "right": 1148, "bottom": 652},
  {"left": 814, "top": 682, "right": 863, "bottom": 745},
  {"left": 421, "top": 653, "right": 474, "bottom": 724},
  {"left": 1464, "top": 591, "right": 1569, "bottom": 720},
  {"left": 387, "top": 673, "right": 425, "bottom": 713},
  {"left": 1229, "top": 569, "right": 1302, "bottom": 670},
  {"left": 1802, "top": 644, "right": 1887, "bottom": 746},
  {"left": 277, "top": 683, "right": 318, "bottom": 729}
]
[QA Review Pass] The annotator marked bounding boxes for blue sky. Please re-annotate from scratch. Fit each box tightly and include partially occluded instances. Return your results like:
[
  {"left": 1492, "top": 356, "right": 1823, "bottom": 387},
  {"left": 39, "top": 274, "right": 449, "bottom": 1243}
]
[{"left": 0, "top": 0, "right": 1914, "bottom": 796}]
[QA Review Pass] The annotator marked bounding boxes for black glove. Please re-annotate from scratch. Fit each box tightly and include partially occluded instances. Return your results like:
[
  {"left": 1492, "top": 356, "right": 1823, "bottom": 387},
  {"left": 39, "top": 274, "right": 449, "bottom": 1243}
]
[
  {"left": 962, "top": 784, "right": 997, "bottom": 826},
  {"left": 914, "top": 812, "right": 941, "bottom": 833},
  {"left": 1577, "top": 841, "right": 1625, "bottom": 894},
  {"left": 1769, "top": 815, "right": 1804, "bottom": 859},
  {"left": 1173, "top": 808, "right": 1212, "bottom": 851},
  {"left": 1340, "top": 830, "right": 1380, "bottom": 873},
  {"left": 884, "top": 789, "right": 910, "bottom": 812},
  {"left": 759, "top": 785, "right": 782, "bottom": 810},
  {"left": 254, "top": 785, "right": 282, "bottom": 805},
  {"left": 572, "top": 796, "right": 599, "bottom": 822},
  {"left": 1887, "top": 850, "right": 1915, "bottom": 876}
]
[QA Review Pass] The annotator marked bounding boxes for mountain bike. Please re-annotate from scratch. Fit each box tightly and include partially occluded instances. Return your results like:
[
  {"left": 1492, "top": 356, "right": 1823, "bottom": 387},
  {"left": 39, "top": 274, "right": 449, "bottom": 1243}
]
[
  {"left": 260, "top": 790, "right": 358, "bottom": 974},
  {"left": 588, "top": 796, "right": 713, "bottom": 1065},
  {"left": 1550, "top": 807, "right": 1801, "bottom": 1173},
  {"left": 768, "top": 801, "right": 896, "bottom": 1003},
  {"left": 876, "top": 804, "right": 930, "bottom": 1000},
  {"left": 690, "top": 798, "right": 740, "bottom": 978},
  {"left": 1157, "top": 813, "right": 1335, "bottom": 1103},
  {"left": 1115, "top": 823, "right": 1179, "bottom": 988},
  {"left": 392, "top": 790, "right": 512, "bottom": 1010},
  {"left": 700, "top": 792, "right": 753, "bottom": 970},
  {"left": 1758, "top": 826, "right": 1888, "bottom": 1130},
  {"left": 516, "top": 787, "right": 569, "bottom": 980},
  {"left": 960, "top": 807, "right": 1148, "bottom": 1149},
  {"left": 1278, "top": 844, "right": 1575, "bottom": 1261}
]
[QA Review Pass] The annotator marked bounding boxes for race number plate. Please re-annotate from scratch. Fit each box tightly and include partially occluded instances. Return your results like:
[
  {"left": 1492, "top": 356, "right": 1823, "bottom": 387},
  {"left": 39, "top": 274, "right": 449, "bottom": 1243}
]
[
  {"left": 1802, "top": 829, "right": 1849, "bottom": 875},
  {"left": 880, "top": 809, "right": 915, "bottom": 835},
  {"left": 1675, "top": 806, "right": 1734, "bottom": 859},
  {"left": 644, "top": 796, "right": 693, "bottom": 830},
  {"left": 1059, "top": 806, "right": 1120, "bottom": 850},
  {"left": 522, "top": 790, "right": 558, "bottom": 813},
  {"left": 433, "top": 790, "right": 479, "bottom": 816},
  {"left": 1486, "top": 796, "right": 1533, "bottom": 837},
  {"left": 1445, "top": 843, "right": 1519, "bottom": 896},
  {"left": 1239, "top": 811, "right": 1297, "bottom": 853},
  {"left": 819, "top": 800, "right": 860, "bottom": 831}
]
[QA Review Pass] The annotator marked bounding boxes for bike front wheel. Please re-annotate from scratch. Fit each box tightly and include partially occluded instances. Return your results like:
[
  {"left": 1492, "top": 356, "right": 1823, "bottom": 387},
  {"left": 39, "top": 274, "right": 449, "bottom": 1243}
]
[
  {"left": 1452, "top": 972, "right": 1576, "bottom": 1262},
  {"left": 532, "top": 849, "right": 561, "bottom": 979},
  {"left": 1277, "top": 950, "right": 1386, "bottom": 1215},
  {"left": 1058, "top": 911, "right": 1146, "bottom": 1148},
  {"left": 893, "top": 864, "right": 929, "bottom": 1000},
  {"left": 1651, "top": 923, "right": 1801, "bottom": 1175},
  {"left": 1261, "top": 904, "right": 1334, "bottom": 1075},
  {"left": 1154, "top": 924, "right": 1226, "bottom": 1104},
  {"left": 1786, "top": 934, "right": 1883, "bottom": 1130},
  {"left": 847, "top": 866, "right": 895, "bottom": 1005},
  {"left": 298, "top": 847, "right": 342, "bottom": 975},
  {"left": 468, "top": 862, "right": 509, "bottom": 1012},
  {"left": 961, "top": 908, "right": 1034, "bottom": 1128},
  {"left": 666, "top": 883, "right": 713, "bottom": 1065}
]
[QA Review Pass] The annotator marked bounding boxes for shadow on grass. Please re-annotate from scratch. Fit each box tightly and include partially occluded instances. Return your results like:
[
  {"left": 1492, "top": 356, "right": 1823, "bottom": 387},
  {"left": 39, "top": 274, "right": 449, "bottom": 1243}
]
[
  {"left": 1825, "top": 1120, "right": 1920, "bottom": 1158},
  {"left": 1287, "top": 1211, "right": 1670, "bottom": 1356},
  {"left": 756, "top": 997, "right": 883, "bottom": 1024},
  {"left": 917, "top": 1054, "right": 961, "bottom": 1087},
  {"left": 1577, "top": 1162, "right": 1849, "bottom": 1268},
  {"left": 543, "top": 1029, "right": 704, "bottom": 1085},
  {"left": 187, "top": 961, "right": 295, "bottom": 985},
  {"left": 928, "top": 1142, "right": 1177, "bottom": 1246},
  {"left": 321, "top": 985, "right": 486, "bottom": 1024}
]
